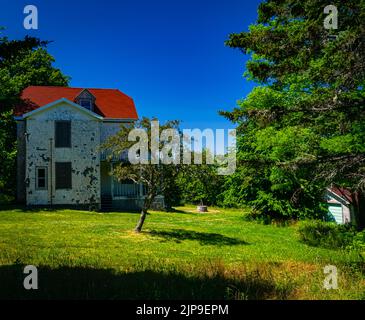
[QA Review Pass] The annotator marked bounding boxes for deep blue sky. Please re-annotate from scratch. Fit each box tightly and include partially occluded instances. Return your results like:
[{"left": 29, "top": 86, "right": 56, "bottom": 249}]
[{"left": 1, "top": 0, "right": 261, "bottom": 130}]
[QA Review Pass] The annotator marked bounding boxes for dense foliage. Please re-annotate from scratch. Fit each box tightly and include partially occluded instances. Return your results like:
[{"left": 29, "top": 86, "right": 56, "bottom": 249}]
[
  {"left": 298, "top": 220, "right": 357, "bottom": 249},
  {"left": 298, "top": 220, "right": 365, "bottom": 251},
  {"left": 176, "top": 151, "right": 225, "bottom": 206},
  {"left": 0, "top": 110, "right": 16, "bottom": 202},
  {"left": 0, "top": 29, "right": 69, "bottom": 201},
  {"left": 220, "top": 1, "right": 365, "bottom": 225}
]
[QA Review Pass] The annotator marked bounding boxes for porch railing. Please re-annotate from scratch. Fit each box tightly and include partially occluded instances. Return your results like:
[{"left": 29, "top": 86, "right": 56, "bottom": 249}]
[
  {"left": 113, "top": 182, "right": 147, "bottom": 198},
  {"left": 100, "top": 150, "right": 128, "bottom": 161}
]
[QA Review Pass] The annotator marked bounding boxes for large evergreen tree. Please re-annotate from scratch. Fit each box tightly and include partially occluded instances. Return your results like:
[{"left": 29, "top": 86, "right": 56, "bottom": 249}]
[
  {"left": 0, "top": 29, "right": 69, "bottom": 201},
  {"left": 221, "top": 1, "right": 365, "bottom": 226}
]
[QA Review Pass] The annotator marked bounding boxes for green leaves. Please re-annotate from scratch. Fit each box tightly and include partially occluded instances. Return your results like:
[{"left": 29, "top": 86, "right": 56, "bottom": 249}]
[
  {"left": 221, "top": 0, "right": 365, "bottom": 221},
  {"left": 102, "top": 117, "right": 182, "bottom": 212},
  {"left": 176, "top": 158, "right": 225, "bottom": 206},
  {"left": 0, "top": 31, "right": 69, "bottom": 201},
  {"left": 0, "top": 110, "right": 16, "bottom": 201},
  {"left": 1, "top": 48, "right": 69, "bottom": 97}
]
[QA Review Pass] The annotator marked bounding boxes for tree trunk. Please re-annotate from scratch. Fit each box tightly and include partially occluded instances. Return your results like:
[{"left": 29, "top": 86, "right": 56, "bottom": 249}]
[
  {"left": 134, "top": 193, "right": 155, "bottom": 233},
  {"left": 354, "top": 191, "right": 365, "bottom": 230},
  {"left": 134, "top": 209, "right": 147, "bottom": 233}
]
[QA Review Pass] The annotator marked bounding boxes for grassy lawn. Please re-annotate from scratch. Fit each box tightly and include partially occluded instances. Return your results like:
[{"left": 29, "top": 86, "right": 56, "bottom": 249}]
[{"left": 0, "top": 205, "right": 364, "bottom": 300}]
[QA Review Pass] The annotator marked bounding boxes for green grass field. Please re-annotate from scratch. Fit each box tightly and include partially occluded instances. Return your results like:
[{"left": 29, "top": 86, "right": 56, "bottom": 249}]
[{"left": 0, "top": 205, "right": 364, "bottom": 300}]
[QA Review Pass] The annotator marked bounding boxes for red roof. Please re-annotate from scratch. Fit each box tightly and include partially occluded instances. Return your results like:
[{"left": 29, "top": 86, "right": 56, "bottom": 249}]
[
  {"left": 16, "top": 86, "right": 138, "bottom": 119},
  {"left": 329, "top": 187, "right": 354, "bottom": 203}
]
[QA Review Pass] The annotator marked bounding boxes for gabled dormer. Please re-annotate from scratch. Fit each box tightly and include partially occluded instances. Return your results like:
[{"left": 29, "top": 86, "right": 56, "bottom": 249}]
[{"left": 75, "top": 89, "right": 96, "bottom": 112}]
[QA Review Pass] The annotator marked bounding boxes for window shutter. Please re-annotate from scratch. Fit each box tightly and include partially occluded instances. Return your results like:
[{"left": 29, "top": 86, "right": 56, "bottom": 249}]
[
  {"left": 55, "top": 162, "right": 72, "bottom": 189},
  {"left": 55, "top": 121, "right": 71, "bottom": 148}
]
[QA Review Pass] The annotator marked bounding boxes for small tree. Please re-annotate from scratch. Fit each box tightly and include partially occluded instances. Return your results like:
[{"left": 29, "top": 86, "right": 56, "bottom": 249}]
[{"left": 103, "top": 117, "right": 181, "bottom": 233}]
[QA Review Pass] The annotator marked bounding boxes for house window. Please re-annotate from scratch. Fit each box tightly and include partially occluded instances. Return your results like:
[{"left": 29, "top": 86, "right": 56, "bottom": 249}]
[
  {"left": 55, "top": 162, "right": 72, "bottom": 189},
  {"left": 79, "top": 99, "right": 93, "bottom": 111},
  {"left": 36, "top": 167, "right": 47, "bottom": 190},
  {"left": 55, "top": 121, "right": 71, "bottom": 148}
]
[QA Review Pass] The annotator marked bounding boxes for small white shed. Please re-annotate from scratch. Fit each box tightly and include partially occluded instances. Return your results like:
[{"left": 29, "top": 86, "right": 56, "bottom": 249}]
[{"left": 325, "top": 188, "right": 353, "bottom": 224}]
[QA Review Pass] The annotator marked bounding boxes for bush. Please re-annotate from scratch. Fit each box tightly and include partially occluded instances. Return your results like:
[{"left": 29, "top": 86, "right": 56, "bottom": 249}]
[
  {"left": 347, "top": 230, "right": 365, "bottom": 252},
  {"left": 244, "top": 208, "right": 297, "bottom": 226},
  {"left": 244, "top": 210, "right": 273, "bottom": 225},
  {"left": 298, "top": 220, "right": 356, "bottom": 249},
  {"left": 176, "top": 161, "right": 225, "bottom": 206}
]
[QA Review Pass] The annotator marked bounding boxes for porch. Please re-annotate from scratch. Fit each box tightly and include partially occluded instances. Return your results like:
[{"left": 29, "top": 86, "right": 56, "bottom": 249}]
[{"left": 100, "top": 161, "right": 164, "bottom": 211}]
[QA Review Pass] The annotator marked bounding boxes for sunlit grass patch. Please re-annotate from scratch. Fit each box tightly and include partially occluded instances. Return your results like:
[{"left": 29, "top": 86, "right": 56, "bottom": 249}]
[{"left": 0, "top": 205, "right": 364, "bottom": 299}]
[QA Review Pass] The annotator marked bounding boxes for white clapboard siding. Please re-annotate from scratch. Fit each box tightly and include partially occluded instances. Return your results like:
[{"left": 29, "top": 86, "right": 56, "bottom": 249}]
[{"left": 328, "top": 204, "right": 344, "bottom": 224}]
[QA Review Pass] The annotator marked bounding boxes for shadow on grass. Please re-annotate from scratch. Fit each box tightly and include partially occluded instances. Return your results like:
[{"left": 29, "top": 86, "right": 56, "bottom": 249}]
[
  {"left": 0, "top": 204, "right": 57, "bottom": 213},
  {"left": 0, "top": 264, "right": 291, "bottom": 300},
  {"left": 148, "top": 229, "right": 248, "bottom": 246},
  {"left": 0, "top": 205, "right": 199, "bottom": 215},
  {"left": 0, "top": 204, "right": 145, "bottom": 215},
  {"left": 0, "top": 204, "right": 28, "bottom": 212},
  {"left": 164, "top": 208, "right": 200, "bottom": 214}
]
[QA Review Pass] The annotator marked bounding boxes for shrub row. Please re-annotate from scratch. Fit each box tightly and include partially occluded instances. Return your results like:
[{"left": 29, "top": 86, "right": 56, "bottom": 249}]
[{"left": 298, "top": 220, "right": 365, "bottom": 250}]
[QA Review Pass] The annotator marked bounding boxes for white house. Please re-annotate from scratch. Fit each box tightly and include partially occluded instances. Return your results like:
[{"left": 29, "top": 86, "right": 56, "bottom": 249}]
[
  {"left": 325, "top": 187, "right": 354, "bottom": 224},
  {"left": 15, "top": 86, "right": 163, "bottom": 211}
]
